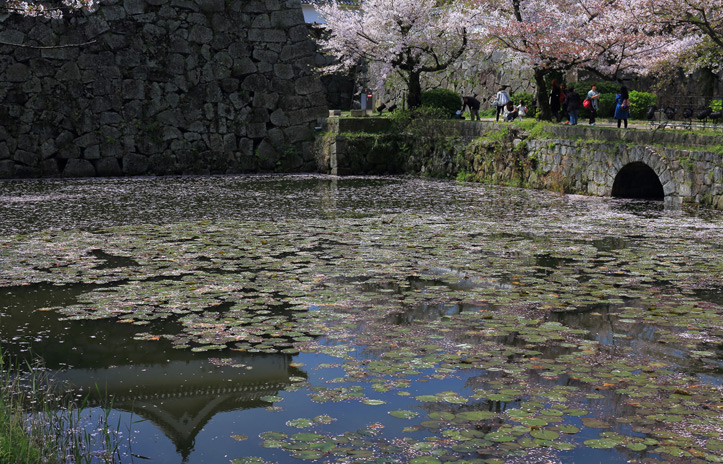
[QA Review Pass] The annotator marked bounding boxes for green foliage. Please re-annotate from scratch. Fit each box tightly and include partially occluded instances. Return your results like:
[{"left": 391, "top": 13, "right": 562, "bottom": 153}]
[
  {"left": 0, "top": 404, "right": 43, "bottom": 464},
  {"left": 456, "top": 170, "right": 474, "bottom": 182},
  {"left": 420, "top": 88, "right": 462, "bottom": 118},
  {"left": 482, "top": 125, "right": 509, "bottom": 144},
  {"left": 596, "top": 93, "right": 616, "bottom": 119},
  {"left": 576, "top": 80, "right": 657, "bottom": 120},
  {"left": 519, "top": 120, "right": 554, "bottom": 139},
  {"left": 577, "top": 80, "right": 619, "bottom": 95},
  {"left": 628, "top": 91, "right": 657, "bottom": 120},
  {"left": 389, "top": 106, "right": 449, "bottom": 135},
  {"left": 710, "top": 98, "right": 722, "bottom": 112},
  {"left": 510, "top": 92, "right": 537, "bottom": 118},
  {"left": 478, "top": 108, "right": 496, "bottom": 118},
  {"left": 1, "top": 352, "right": 127, "bottom": 464},
  {"left": 577, "top": 81, "right": 621, "bottom": 119}
]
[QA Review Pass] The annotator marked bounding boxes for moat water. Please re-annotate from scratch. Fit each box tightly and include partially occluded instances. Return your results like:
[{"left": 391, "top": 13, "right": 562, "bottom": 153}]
[{"left": 1, "top": 175, "right": 721, "bottom": 463}]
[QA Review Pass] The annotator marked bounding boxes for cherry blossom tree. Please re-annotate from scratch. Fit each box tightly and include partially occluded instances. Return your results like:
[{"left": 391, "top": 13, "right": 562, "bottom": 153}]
[
  {"left": 315, "top": 0, "right": 479, "bottom": 109},
  {"left": 638, "top": 0, "right": 723, "bottom": 76},
  {"left": 641, "top": 0, "right": 722, "bottom": 50},
  {"left": 473, "top": 0, "right": 680, "bottom": 119},
  {"left": 2, "top": 0, "right": 95, "bottom": 18}
]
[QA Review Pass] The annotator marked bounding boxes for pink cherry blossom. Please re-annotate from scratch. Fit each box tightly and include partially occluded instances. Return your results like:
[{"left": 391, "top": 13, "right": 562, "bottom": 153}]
[
  {"left": 4, "top": 0, "right": 96, "bottom": 18},
  {"left": 472, "top": 0, "right": 692, "bottom": 119},
  {"left": 315, "top": 0, "right": 481, "bottom": 108}
]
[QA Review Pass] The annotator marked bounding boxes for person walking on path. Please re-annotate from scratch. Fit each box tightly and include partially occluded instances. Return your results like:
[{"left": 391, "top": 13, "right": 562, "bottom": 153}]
[
  {"left": 550, "top": 80, "right": 561, "bottom": 122},
  {"left": 614, "top": 86, "right": 630, "bottom": 128},
  {"left": 559, "top": 82, "right": 569, "bottom": 123},
  {"left": 494, "top": 87, "right": 511, "bottom": 122},
  {"left": 586, "top": 83, "right": 600, "bottom": 125},
  {"left": 462, "top": 96, "right": 481, "bottom": 121},
  {"left": 566, "top": 85, "right": 581, "bottom": 125}
]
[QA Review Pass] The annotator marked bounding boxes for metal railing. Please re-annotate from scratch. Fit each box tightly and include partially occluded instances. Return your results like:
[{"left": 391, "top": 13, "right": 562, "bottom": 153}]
[{"left": 647, "top": 96, "right": 723, "bottom": 131}]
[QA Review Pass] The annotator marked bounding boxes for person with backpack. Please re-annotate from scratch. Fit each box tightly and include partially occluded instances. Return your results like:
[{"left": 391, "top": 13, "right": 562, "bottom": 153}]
[{"left": 614, "top": 86, "right": 630, "bottom": 128}]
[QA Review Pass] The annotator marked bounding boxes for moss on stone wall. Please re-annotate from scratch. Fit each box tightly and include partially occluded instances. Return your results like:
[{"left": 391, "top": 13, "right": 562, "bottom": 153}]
[{"left": 317, "top": 118, "right": 723, "bottom": 209}]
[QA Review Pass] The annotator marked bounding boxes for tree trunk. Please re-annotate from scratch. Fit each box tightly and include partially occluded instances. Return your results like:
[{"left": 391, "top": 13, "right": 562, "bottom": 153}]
[
  {"left": 407, "top": 71, "right": 422, "bottom": 109},
  {"left": 699, "top": 67, "right": 718, "bottom": 98},
  {"left": 534, "top": 68, "right": 552, "bottom": 121}
]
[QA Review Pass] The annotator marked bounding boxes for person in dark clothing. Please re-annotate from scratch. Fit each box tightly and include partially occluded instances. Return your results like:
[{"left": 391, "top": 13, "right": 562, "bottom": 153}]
[
  {"left": 559, "top": 82, "right": 569, "bottom": 123},
  {"left": 566, "top": 85, "right": 581, "bottom": 125},
  {"left": 550, "top": 79, "right": 561, "bottom": 122},
  {"left": 462, "top": 96, "right": 481, "bottom": 121}
]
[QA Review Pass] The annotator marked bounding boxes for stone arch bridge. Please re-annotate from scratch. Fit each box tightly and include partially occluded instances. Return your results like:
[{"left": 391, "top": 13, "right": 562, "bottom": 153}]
[
  {"left": 319, "top": 119, "right": 723, "bottom": 210},
  {"left": 523, "top": 126, "right": 723, "bottom": 209}
]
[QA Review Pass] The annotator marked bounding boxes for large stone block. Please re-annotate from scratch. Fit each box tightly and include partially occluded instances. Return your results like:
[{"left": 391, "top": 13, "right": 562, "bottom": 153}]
[
  {"left": 270, "top": 108, "right": 289, "bottom": 127},
  {"left": 241, "top": 74, "right": 269, "bottom": 92},
  {"left": 63, "top": 159, "right": 96, "bottom": 177},
  {"left": 197, "top": 0, "right": 225, "bottom": 13},
  {"left": 40, "top": 159, "right": 60, "bottom": 177},
  {"left": 6, "top": 63, "right": 30, "bottom": 83},
  {"left": 124, "top": 0, "right": 145, "bottom": 15},
  {"left": 248, "top": 28, "right": 287, "bottom": 43},
  {"left": 122, "top": 153, "right": 150, "bottom": 175},
  {"left": 270, "top": 10, "right": 302, "bottom": 28},
  {"left": 0, "top": 160, "right": 14, "bottom": 178},
  {"left": 14, "top": 150, "right": 39, "bottom": 167},
  {"left": 280, "top": 41, "right": 314, "bottom": 62}
]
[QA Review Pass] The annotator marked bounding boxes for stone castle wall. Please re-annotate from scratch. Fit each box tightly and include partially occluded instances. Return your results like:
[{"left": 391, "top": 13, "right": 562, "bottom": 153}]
[{"left": 0, "top": 0, "right": 327, "bottom": 178}]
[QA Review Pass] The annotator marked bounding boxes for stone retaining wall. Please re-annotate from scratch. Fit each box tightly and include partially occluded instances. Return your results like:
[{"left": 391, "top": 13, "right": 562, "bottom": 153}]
[
  {"left": 318, "top": 118, "right": 723, "bottom": 209},
  {"left": 528, "top": 139, "right": 723, "bottom": 209},
  {"left": 0, "top": 0, "right": 327, "bottom": 178}
]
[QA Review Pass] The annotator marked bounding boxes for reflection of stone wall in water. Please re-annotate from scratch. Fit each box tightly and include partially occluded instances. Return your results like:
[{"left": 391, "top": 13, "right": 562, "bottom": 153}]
[{"left": 0, "top": 0, "right": 328, "bottom": 179}]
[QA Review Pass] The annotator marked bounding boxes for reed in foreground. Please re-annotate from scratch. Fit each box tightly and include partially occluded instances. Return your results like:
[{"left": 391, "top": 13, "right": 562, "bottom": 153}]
[{"left": 0, "top": 351, "right": 129, "bottom": 464}]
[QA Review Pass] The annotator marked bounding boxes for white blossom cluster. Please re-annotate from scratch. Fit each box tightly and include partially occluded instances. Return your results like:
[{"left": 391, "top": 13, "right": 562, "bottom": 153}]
[
  {"left": 315, "top": 0, "right": 721, "bottom": 101},
  {"left": 4, "top": 0, "right": 96, "bottom": 18}
]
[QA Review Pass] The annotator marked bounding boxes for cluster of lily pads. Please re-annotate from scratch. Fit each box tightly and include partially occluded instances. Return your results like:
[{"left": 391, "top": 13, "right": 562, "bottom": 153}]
[{"left": 1, "top": 177, "right": 722, "bottom": 463}]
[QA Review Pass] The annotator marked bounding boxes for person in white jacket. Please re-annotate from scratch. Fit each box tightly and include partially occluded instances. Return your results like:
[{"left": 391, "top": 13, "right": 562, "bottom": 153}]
[
  {"left": 517, "top": 102, "right": 528, "bottom": 121},
  {"left": 503, "top": 101, "right": 518, "bottom": 121},
  {"left": 494, "top": 87, "right": 511, "bottom": 122}
]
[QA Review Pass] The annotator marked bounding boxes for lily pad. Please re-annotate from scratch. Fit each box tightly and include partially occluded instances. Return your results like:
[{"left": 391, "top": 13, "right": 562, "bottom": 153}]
[{"left": 389, "top": 410, "right": 419, "bottom": 419}]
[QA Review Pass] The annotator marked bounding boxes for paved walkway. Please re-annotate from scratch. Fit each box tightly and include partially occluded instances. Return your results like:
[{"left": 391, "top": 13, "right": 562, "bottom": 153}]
[{"left": 479, "top": 116, "right": 723, "bottom": 132}]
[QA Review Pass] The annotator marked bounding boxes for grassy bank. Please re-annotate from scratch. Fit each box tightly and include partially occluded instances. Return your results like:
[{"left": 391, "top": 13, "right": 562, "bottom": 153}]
[
  {"left": 0, "top": 356, "right": 51, "bottom": 464},
  {"left": 0, "top": 353, "right": 126, "bottom": 464},
  {"left": 0, "top": 398, "right": 45, "bottom": 463}
]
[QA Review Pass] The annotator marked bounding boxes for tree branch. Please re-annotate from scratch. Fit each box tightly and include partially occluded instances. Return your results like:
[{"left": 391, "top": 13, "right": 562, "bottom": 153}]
[{"left": 0, "top": 39, "right": 97, "bottom": 49}]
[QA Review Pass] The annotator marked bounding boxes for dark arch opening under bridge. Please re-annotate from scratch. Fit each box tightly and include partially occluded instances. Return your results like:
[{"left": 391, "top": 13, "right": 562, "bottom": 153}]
[{"left": 611, "top": 162, "right": 665, "bottom": 201}]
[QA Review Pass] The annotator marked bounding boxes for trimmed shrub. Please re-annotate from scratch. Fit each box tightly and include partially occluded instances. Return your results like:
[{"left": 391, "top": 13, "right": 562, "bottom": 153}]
[
  {"left": 577, "top": 80, "right": 657, "bottom": 120},
  {"left": 421, "top": 88, "right": 462, "bottom": 118},
  {"left": 628, "top": 91, "right": 657, "bottom": 120}
]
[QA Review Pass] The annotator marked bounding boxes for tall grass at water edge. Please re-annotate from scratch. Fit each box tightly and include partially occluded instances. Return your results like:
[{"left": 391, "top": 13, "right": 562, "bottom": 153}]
[{"left": 0, "top": 349, "right": 131, "bottom": 463}]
